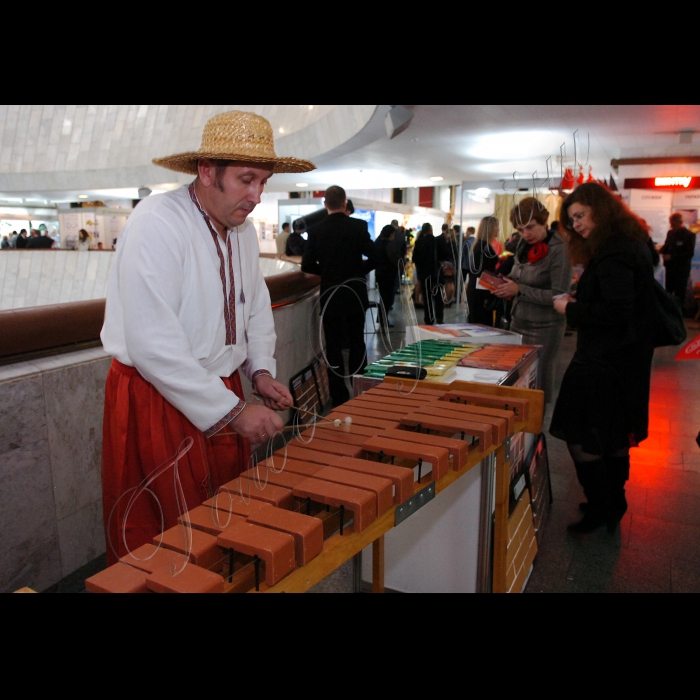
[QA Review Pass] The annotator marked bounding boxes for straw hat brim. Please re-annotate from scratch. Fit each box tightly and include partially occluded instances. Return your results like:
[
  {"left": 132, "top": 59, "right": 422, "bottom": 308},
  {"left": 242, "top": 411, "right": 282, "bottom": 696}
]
[{"left": 153, "top": 152, "right": 316, "bottom": 175}]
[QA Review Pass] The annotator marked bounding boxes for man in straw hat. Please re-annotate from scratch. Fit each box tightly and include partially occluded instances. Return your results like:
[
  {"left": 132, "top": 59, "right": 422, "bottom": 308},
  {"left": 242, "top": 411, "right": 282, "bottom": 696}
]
[{"left": 100, "top": 110, "right": 315, "bottom": 563}]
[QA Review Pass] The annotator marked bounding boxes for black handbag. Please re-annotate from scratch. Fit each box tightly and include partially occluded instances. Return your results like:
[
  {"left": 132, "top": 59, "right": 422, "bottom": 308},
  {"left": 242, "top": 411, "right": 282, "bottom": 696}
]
[{"left": 652, "top": 280, "right": 687, "bottom": 347}]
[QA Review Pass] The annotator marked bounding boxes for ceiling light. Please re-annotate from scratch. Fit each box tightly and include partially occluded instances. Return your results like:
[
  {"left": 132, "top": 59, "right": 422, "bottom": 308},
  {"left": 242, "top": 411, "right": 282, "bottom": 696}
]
[
  {"left": 78, "top": 195, "right": 88, "bottom": 199},
  {"left": 474, "top": 188, "right": 491, "bottom": 198},
  {"left": 308, "top": 105, "right": 314, "bottom": 110},
  {"left": 430, "top": 176, "right": 444, "bottom": 182},
  {"left": 279, "top": 127, "right": 285, "bottom": 134},
  {"left": 295, "top": 183, "right": 308, "bottom": 188},
  {"left": 469, "top": 130, "right": 567, "bottom": 160}
]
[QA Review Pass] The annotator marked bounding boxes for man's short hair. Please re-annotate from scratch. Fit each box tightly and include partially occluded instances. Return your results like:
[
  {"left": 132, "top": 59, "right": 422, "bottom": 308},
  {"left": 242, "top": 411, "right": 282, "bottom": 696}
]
[
  {"left": 391, "top": 219, "right": 399, "bottom": 227},
  {"left": 453, "top": 224, "right": 461, "bottom": 233},
  {"left": 293, "top": 220, "right": 305, "bottom": 232},
  {"left": 282, "top": 222, "right": 290, "bottom": 231},
  {"left": 442, "top": 223, "right": 448, "bottom": 232},
  {"left": 467, "top": 226, "right": 475, "bottom": 234},
  {"left": 324, "top": 185, "right": 346, "bottom": 210},
  {"left": 670, "top": 212, "right": 684, "bottom": 224}
]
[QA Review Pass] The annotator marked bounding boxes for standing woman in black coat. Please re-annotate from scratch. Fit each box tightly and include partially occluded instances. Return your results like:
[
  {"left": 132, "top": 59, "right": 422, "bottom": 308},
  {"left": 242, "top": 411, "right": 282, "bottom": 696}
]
[
  {"left": 550, "top": 183, "right": 656, "bottom": 534},
  {"left": 466, "top": 216, "right": 500, "bottom": 325},
  {"left": 412, "top": 222, "right": 444, "bottom": 325}
]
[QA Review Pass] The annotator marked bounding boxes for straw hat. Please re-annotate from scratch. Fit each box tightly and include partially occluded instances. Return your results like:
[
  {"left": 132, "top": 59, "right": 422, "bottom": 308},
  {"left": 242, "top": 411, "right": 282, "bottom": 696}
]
[{"left": 153, "top": 110, "right": 316, "bottom": 175}]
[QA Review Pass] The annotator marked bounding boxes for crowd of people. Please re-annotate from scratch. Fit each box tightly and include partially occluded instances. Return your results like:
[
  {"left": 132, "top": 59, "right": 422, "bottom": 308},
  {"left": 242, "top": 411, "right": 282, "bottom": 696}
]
[
  {"left": 405, "top": 186, "right": 696, "bottom": 535},
  {"left": 1, "top": 227, "right": 56, "bottom": 249}
]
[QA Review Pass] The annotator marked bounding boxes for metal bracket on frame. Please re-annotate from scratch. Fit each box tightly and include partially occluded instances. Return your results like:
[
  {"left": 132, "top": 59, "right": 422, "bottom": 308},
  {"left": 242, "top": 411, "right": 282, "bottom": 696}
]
[
  {"left": 504, "top": 436, "right": 512, "bottom": 463},
  {"left": 394, "top": 482, "right": 436, "bottom": 526}
]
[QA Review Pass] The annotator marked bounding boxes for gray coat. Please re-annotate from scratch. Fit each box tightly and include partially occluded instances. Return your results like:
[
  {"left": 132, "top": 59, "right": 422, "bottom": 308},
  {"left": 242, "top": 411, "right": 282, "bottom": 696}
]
[
  {"left": 508, "top": 232, "right": 572, "bottom": 325},
  {"left": 507, "top": 232, "right": 572, "bottom": 401}
]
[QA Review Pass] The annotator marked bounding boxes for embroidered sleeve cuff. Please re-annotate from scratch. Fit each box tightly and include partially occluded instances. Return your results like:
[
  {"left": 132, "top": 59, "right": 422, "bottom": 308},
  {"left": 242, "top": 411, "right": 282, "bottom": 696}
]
[
  {"left": 252, "top": 369, "right": 273, "bottom": 390},
  {"left": 204, "top": 401, "right": 246, "bottom": 438}
]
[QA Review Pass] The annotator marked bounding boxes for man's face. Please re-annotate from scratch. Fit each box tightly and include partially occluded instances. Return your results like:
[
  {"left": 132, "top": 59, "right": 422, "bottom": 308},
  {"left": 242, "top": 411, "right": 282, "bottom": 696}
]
[{"left": 199, "top": 161, "right": 274, "bottom": 230}]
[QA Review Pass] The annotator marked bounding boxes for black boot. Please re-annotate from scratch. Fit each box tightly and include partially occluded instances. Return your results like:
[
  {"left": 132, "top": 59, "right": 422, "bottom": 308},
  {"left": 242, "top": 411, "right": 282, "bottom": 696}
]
[
  {"left": 568, "top": 459, "right": 609, "bottom": 534},
  {"left": 604, "top": 453, "right": 630, "bottom": 532}
]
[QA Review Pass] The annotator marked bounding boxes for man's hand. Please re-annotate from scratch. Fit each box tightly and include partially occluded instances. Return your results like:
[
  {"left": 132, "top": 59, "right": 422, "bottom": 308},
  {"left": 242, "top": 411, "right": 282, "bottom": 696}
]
[
  {"left": 230, "top": 404, "right": 284, "bottom": 444},
  {"left": 254, "top": 373, "right": 294, "bottom": 411}
]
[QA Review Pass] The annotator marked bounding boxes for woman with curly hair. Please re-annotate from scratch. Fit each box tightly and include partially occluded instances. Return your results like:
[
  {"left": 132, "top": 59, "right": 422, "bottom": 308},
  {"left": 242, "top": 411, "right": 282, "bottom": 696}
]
[
  {"left": 549, "top": 183, "right": 656, "bottom": 534},
  {"left": 493, "top": 197, "right": 572, "bottom": 403}
]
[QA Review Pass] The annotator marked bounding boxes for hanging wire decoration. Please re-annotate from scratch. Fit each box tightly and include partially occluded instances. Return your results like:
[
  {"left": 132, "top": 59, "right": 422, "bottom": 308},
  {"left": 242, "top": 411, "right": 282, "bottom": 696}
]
[{"left": 108, "top": 436, "right": 195, "bottom": 576}]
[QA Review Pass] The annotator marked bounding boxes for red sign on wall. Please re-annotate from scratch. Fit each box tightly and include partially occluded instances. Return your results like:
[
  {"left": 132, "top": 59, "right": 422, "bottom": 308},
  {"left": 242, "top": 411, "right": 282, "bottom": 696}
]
[{"left": 624, "top": 177, "right": 700, "bottom": 190}]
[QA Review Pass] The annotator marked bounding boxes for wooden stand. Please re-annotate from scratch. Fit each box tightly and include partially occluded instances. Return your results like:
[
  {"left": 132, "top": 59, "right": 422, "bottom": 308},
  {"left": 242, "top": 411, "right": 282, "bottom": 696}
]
[{"left": 252, "top": 377, "right": 543, "bottom": 594}]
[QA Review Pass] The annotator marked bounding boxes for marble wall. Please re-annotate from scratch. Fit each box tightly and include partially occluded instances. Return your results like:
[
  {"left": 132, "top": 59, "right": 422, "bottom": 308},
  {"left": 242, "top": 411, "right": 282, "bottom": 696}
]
[
  {"left": 0, "top": 347, "right": 110, "bottom": 593},
  {"left": 0, "top": 250, "right": 113, "bottom": 310},
  {"left": 0, "top": 293, "right": 321, "bottom": 592}
]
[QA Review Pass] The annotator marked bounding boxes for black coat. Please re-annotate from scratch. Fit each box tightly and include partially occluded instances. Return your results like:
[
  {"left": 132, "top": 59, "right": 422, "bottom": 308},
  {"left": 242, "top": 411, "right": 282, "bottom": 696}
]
[
  {"left": 375, "top": 236, "right": 399, "bottom": 282},
  {"left": 551, "top": 233, "right": 656, "bottom": 452},
  {"left": 301, "top": 212, "right": 378, "bottom": 314},
  {"left": 566, "top": 233, "right": 656, "bottom": 359},
  {"left": 412, "top": 233, "right": 439, "bottom": 281}
]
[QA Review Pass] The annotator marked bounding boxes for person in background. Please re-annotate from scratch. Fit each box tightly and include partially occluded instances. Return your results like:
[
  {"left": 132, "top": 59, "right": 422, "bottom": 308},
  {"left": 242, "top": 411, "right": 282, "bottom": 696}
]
[
  {"left": 276, "top": 222, "right": 290, "bottom": 256},
  {"left": 97, "top": 242, "right": 104, "bottom": 250},
  {"left": 460, "top": 225, "right": 476, "bottom": 288},
  {"left": 466, "top": 216, "right": 500, "bottom": 325},
  {"left": 15, "top": 229, "right": 28, "bottom": 248},
  {"left": 302, "top": 185, "right": 377, "bottom": 407},
  {"left": 375, "top": 224, "right": 400, "bottom": 331},
  {"left": 492, "top": 197, "right": 572, "bottom": 403},
  {"left": 285, "top": 219, "right": 306, "bottom": 256},
  {"left": 660, "top": 211, "right": 696, "bottom": 305},
  {"left": 549, "top": 182, "right": 656, "bottom": 535},
  {"left": 1, "top": 235, "right": 9, "bottom": 249},
  {"left": 77, "top": 229, "right": 92, "bottom": 250},
  {"left": 412, "top": 222, "right": 444, "bottom": 325}
]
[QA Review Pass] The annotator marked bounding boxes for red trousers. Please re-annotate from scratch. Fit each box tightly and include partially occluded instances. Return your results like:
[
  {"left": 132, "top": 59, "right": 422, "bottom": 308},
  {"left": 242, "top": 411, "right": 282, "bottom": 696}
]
[{"left": 102, "top": 359, "right": 250, "bottom": 565}]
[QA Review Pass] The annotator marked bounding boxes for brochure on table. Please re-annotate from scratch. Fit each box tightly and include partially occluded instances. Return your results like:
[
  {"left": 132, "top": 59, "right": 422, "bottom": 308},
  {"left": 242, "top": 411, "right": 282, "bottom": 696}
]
[{"left": 406, "top": 323, "right": 522, "bottom": 346}]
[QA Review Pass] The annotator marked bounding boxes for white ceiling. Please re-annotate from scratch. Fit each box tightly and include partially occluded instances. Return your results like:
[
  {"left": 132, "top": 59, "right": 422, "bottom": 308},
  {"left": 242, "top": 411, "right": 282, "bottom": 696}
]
[
  {"left": 270, "top": 104, "right": 700, "bottom": 193},
  {"left": 2, "top": 105, "right": 700, "bottom": 205}
]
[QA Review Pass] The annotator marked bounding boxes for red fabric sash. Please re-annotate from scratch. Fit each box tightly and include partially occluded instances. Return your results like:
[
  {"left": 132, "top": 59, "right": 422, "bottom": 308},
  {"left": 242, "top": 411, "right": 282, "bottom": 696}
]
[{"left": 102, "top": 359, "right": 250, "bottom": 565}]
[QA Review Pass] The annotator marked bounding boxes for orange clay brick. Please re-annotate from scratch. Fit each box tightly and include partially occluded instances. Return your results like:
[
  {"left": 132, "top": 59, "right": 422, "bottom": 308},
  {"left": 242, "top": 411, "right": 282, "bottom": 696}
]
[
  {"left": 220, "top": 477, "right": 295, "bottom": 510},
  {"left": 246, "top": 508, "right": 323, "bottom": 567},
  {"left": 120, "top": 542, "right": 189, "bottom": 575},
  {"left": 145, "top": 564, "right": 224, "bottom": 593},
  {"left": 154, "top": 525, "right": 225, "bottom": 572},
  {"left": 400, "top": 411, "right": 493, "bottom": 451},
  {"left": 292, "top": 478, "right": 376, "bottom": 532},
  {"left": 217, "top": 521, "right": 296, "bottom": 587},
  {"left": 85, "top": 562, "right": 150, "bottom": 594},
  {"left": 279, "top": 445, "right": 414, "bottom": 504},
  {"left": 178, "top": 504, "right": 247, "bottom": 536},
  {"left": 313, "top": 466, "right": 393, "bottom": 515},
  {"left": 411, "top": 404, "right": 507, "bottom": 444},
  {"left": 362, "top": 435, "right": 450, "bottom": 480},
  {"left": 380, "top": 428, "right": 469, "bottom": 470},
  {"left": 442, "top": 390, "right": 530, "bottom": 420}
]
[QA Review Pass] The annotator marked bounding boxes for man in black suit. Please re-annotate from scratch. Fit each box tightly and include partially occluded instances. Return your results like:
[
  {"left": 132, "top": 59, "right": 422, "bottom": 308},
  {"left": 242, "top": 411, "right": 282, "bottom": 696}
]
[
  {"left": 15, "top": 229, "right": 28, "bottom": 248},
  {"left": 302, "top": 185, "right": 378, "bottom": 407},
  {"left": 660, "top": 211, "right": 696, "bottom": 303}
]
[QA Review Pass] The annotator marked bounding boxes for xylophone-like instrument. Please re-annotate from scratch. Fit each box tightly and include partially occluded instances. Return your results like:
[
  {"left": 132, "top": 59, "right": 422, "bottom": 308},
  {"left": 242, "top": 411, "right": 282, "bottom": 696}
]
[{"left": 86, "top": 377, "right": 543, "bottom": 594}]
